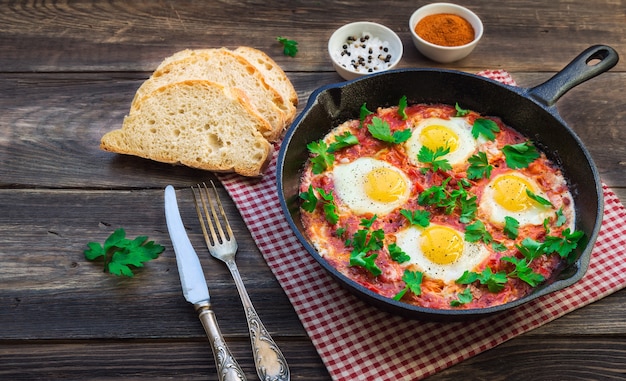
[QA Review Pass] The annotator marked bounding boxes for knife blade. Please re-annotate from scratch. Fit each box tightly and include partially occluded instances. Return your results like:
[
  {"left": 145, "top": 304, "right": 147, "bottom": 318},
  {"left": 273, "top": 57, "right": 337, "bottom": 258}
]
[{"left": 164, "top": 185, "right": 247, "bottom": 381}]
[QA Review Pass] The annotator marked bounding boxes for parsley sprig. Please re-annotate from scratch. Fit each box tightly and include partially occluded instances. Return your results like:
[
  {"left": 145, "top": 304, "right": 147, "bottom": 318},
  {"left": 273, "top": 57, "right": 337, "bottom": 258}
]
[
  {"left": 457, "top": 267, "right": 508, "bottom": 293},
  {"left": 467, "top": 151, "right": 493, "bottom": 179},
  {"left": 367, "top": 117, "right": 412, "bottom": 144},
  {"left": 393, "top": 269, "right": 423, "bottom": 300},
  {"left": 471, "top": 118, "right": 500, "bottom": 140},
  {"left": 418, "top": 178, "right": 477, "bottom": 223},
  {"left": 327, "top": 131, "right": 359, "bottom": 153},
  {"left": 346, "top": 216, "right": 384, "bottom": 276},
  {"left": 276, "top": 36, "right": 298, "bottom": 57},
  {"left": 299, "top": 185, "right": 339, "bottom": 225},
  {"left": 417, "top": 146, "right": 452, "bottom": 173},
  {"left": 502, "top": 141, "right": 540, "bottom": 169},
  {"left": 307, "top": 140, "right": 334, "bottom": 174},
  {"left": 84, "top": 228, "right": 164, "bottom": 277}
]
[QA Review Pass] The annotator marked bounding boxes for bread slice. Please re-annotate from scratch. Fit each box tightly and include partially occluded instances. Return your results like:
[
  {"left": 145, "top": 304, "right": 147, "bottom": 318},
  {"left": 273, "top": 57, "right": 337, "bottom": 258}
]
[
  {"left": 234, "top": 46, "right": 299, "bottom": 108},
  {"left": 101, "top": 80, "right": 273, "bottom": 177},
  {"left": 132, "top": 49, "right": 288, "bottom": 142}
]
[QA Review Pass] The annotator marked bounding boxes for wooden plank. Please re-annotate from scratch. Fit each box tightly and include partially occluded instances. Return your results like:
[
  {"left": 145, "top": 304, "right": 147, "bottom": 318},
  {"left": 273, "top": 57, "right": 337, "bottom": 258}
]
[{"left": 0, "top": 0, "right": 623, "bottom": 72}]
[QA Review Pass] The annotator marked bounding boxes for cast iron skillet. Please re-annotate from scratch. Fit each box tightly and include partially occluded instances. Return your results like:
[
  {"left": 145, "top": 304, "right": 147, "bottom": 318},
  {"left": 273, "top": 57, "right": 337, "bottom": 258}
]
[{"left": 277, "top": 45, "right": 619, "bottom": 321}]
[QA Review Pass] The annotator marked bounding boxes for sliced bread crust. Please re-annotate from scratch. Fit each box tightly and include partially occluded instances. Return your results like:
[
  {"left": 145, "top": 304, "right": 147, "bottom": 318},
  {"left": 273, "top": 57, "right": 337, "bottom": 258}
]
[
  {"left": 101, "top": 80, "right": 273, "bottom": 177},
  {"left": 132, "top": 49, "right": 287, "bottom": 142}
]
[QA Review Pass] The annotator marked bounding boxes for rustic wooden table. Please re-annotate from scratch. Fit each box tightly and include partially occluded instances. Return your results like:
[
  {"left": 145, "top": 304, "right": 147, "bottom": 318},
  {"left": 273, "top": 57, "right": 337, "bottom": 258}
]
[{"left": 1, "top": 1, "right": 624, "bottom": 380}]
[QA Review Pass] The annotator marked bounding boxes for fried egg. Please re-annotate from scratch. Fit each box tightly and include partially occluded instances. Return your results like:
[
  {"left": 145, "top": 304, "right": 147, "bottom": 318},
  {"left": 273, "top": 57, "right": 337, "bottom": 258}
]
[
  {"left": 480, "top": 172, "right": 554, "bottom": 226},
  {"left": 332, "top": 157, "right": 411, "bottom": 216},
  {"left": 406, "top": 117, "right": 477, "bottom": 166},
  {"left": 395, "top": 224, "right": 490, "bottom": 282}
]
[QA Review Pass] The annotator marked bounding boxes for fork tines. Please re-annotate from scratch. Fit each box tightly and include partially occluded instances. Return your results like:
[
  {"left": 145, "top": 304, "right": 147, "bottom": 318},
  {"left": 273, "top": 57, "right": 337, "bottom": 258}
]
[{"left": 191, "top": 181, "right": 235, "bottom": 248}]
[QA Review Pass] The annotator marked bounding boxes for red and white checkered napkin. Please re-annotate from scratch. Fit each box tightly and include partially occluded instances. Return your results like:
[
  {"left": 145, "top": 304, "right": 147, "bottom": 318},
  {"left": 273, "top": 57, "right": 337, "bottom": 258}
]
[{"left": 218, "top": 70, "right": 626, "bottom": 380}]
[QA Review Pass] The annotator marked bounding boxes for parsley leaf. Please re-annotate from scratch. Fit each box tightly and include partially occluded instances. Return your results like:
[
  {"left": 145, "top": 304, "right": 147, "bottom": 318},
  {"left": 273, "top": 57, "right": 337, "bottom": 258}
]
[
  {"left": 317, "top": 188, "right": 339, "bottom": 225},
  {"left": 555, "top": 208, "right": 567, "bottom": 227},
  {"left": 327, "top": 131, "right": 359, "bottom": 153},
  {"left": 503, "top": 216, "right": 519, "bottom": 239},
  {"left": 276, "top": 36, "right": 298, "bottom": 57},
  {"left": 299, "top": 185, "right": 318, "bottom": 212},
  {"left": 417, "top": 145, "right": 452, "bottom": 173},
  {"left": 502, "top": 256, "right": 545, "bottom": 287},
  {"left": 388, "top": 243, "right": 411, "bottom": 263},
  {"left": 526, "top": 189, "right": 553, "bottom": 207},
  {"left": 502, "top": 141, "right": 540, "bottom": 169},
  {"left": 450, "top": 287, "right": 473, "bottom": 307},
  {"left": 359, "top": 103, "right": 374, "bottom": 128},
  {"left": 457, "top": 267, "right": 507, "bottom": 293},
  {"left": 393, "top": 270, "right": 423, "bottom": 300},
  {"left": 467, "top": 152, "right": 493, "bottom": 180},
  {"left": 398, "top": 95, "right": 408, "bottom": 120},
  {"left": 516, "top": 237, "right": 544, "bottom": 260},
  {"left": 367, "top": 117, "right": 412, "bottom": 144},
  {"left": 541, "top": 228, "right": 585, "bottom": 263},
  {"left": 471, "top": 118, "right": 500, "bottom": 140},
  {"left": 464, "top": 220, "right": 493, "bottom": 245},
  {"left": 84, "top": 228, "right": 164, "bottom": 277},
  {"left": 400, "top": 209, "right": 430, "bottom": 228},
  {"left": 455, "top": 102, "right": 470, "bottom": 117},
  {"left": 346, "top": 217, "right": 384, "bottom": 276},
  {"left": 307, "top": 140, "right": 334, "bottom": 174}
]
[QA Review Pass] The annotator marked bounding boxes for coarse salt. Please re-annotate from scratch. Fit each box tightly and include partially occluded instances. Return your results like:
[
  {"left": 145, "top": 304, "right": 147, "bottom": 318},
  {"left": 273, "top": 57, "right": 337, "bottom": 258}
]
[{"left": 333, "top": 32, "right": 394, "bottom": 74}]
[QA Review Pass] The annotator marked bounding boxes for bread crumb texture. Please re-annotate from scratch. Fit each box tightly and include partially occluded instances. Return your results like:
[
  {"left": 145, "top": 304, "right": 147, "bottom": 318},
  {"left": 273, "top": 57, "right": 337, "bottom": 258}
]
[{"left": 100, "top": 47, "right": 296, "bottom": 177}]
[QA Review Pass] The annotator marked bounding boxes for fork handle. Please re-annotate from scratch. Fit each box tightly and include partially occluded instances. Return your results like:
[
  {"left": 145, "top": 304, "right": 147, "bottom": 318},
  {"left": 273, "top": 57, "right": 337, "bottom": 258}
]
[
  {"left": 227, "top": 260, "right": 290, "bottom": 381},
  {"left": 195, "top": 303, "right": 248, "bottom": 381}
]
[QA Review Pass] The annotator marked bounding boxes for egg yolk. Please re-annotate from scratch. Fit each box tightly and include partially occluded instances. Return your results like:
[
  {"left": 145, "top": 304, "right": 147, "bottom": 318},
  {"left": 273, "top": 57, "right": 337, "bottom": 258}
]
[
  {"left": 364, "top": 167, "right": 408, "bottom": 203},
  {"left": 420, "top": 225, "right": 464, "bottom": 265},
  {"left": 492, "top": 174, "right": 536, "bottom": 212},
  {"left": 419, "top": 125, "right": 459, "bottom": 152}
]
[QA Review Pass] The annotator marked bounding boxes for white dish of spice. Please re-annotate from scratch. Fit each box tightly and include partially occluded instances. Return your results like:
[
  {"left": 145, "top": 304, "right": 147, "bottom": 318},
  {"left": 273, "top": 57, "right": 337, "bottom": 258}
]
[
  {"left": 409, "top": 3, "right": 483, "bottom": 63},
  {"left": 328, "top": 21, "right": 403, "bottom": 81}
]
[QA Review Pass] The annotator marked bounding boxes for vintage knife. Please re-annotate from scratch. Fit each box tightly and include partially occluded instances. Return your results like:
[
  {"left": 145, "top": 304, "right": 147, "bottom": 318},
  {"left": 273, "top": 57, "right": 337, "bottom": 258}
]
[{"left": 164, "top": 185, "right": 247, "bottom": 381}]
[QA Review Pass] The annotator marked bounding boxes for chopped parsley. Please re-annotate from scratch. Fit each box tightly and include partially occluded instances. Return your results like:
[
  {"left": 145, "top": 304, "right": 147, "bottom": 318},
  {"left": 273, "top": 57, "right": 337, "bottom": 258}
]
[
  {"left": 450, "top": 287, "right": 473, "bottom": 306},
  {"left": 367, "top": 117, "right": 412, "bottom": 144},
  {"left": 400, "top": 208, "right": 431, "bottom": 228},
  {"left": 393, "top": 269, "right": 423, "bottom": 300},
  {"left": 298, "top": 185, "right": 339, "bottom": 225},
  {"left": 471, "top": 118, "right": 500, "bottom": 140},
  {"left": 457, "top": 267, "right": 508, "bottom": 293},
  {"left": 388, "top": 243, "right": 411, "bottom": 263},
  {"left": 464, "top": 220, "right": 493, "bottom": 245},
  {"left": 503, "top": 216, "right": 520, "bottom": 239},
  {"left": 346, "top": 216, "right": 384, "bottom": 276},
  {"left": 306, "top": 140, "right": 334, "bottom": 174},
  {"left": 502, "top": 141, "right": 540, "bottom": 169},
  {"left": 398, "top": 95, "right": 408, "bottom": 120},
  {"left": 467, "top": 151, "right": 493, "bottom": 179},
  {"left": 359, "top": 103, "right": 374, "bottom": 128},
  {"left": 327, "top": 131, "right": 359, "bottom": 153},
  {"left": 501, "top": 256, "right": 545, "bottom": 287},
  {"left": 454, "top": 102, "right": 470, "bottom": 117},
  {"left": 417, "top": 146, "right": 452, "bottom": 173},
  {"left": 418, "top": 178, "right": 477, "bottom": 224}
]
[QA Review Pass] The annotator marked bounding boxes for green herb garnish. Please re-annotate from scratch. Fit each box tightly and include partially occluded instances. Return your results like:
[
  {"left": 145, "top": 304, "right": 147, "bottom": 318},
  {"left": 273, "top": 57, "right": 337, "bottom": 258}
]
[
  {"left": 457, "top": 267, "right": 508, "bottom": 293},
  {"left": 359, "top": 103, "right": 374, "bottom": 129},
  {"left": 450, "top": 287, "right": 473, "bottom": 307},
  {"left": 388, "top": 243, "right": 411, "bottom": 264},
  {"left": 417, "top": 145, "right": 452, "bottom": 173},
  {"left": 276, "top": 36, "right": 298, "bottom": 57},
  {"left": 327, "top": 131, "right": 359, "bottom": 153},
  {"left": 541, "top": 228, "right": 585, "bottom": 263},
  {"left": 464, "top": 220, "right": 493, "bottom": 245},
  {"left": 398, "top": 95, "right": 408, "bottom": 120},
  {"left": 367, "top": 117, "right": 412, "bottom": 144},
  {"left": 84, "top": 228, "right": 164, "bottom": 277},
  {"left": 467, "top": 151, "right": 493, "bottom": 180},
  {"left": 307, "top": 140, "right": 334, "bottom": 174},
  {"left": 454, "top": 103, "right": 470, "bottom": 117},
  {"left": 502, "top": 141, "right": 540, "bottom": 169},
  {"left": 503, "top": 216, "right": 520, "bottom": 239},
  {"left": 299, "top": 185, "right": 318, "bottom": 212},
  {"left": 471, "top": 118, "right": 500, "bottom": 140},
  {"left": 526, "top": 189, "right": 553, "bottom": 207},
  {"left": 393, "top": 269, "right": 423, "bottom": 300},
  {"left": 346, "top": 216, "right": 384, "bottom": 276},
  {"left": 400, "top": 209, "right": 430, "bottom": 228},
  {"left": 501, "top": 256, "right": 545, "bottom": 287}
]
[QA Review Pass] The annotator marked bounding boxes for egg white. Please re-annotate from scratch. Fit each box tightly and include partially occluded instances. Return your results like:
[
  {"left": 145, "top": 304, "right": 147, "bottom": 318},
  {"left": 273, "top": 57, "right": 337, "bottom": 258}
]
[
  {"left": 480, "top": 172, "right": 554, "bottom": 226},
  {"left": 332, "top": 157, "right": 411, "bottom": 216},
  {"left": 395, "top": 224, "right": 490, "bottom": 283},
  {"left": 405, "top": 117, "right": 477, "bottom": 167}
]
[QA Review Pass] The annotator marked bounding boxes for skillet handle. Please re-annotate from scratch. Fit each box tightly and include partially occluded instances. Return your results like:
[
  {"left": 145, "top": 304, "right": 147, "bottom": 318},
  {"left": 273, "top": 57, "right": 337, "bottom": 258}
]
[{"left": 528, "top": 45, "right": 619, "bottom": 107}]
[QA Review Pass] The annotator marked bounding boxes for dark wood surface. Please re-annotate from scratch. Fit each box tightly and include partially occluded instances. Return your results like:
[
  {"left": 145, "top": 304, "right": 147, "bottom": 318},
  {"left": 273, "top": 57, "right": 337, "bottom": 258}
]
[{"left": 1, "top": 1, "right": 625, "bottom": 380}]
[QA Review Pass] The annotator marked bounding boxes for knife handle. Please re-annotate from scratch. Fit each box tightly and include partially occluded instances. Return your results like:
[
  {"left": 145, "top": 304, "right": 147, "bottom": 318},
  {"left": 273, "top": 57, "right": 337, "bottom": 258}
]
[{"left": 196, "top": 303, "right": 247, "bottom": 381}]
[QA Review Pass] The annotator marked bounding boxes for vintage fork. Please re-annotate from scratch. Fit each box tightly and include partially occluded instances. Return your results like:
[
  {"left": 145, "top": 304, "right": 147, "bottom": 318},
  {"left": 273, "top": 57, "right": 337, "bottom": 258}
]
[{"left": 192, "top": 182, "right": 290, "bottom": 381}]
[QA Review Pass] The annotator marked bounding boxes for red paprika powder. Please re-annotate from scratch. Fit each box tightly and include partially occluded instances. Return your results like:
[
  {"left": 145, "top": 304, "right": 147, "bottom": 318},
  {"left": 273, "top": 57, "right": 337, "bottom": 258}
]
[{"left": 415, "top": 13, "right": 474, "bottom": 47}]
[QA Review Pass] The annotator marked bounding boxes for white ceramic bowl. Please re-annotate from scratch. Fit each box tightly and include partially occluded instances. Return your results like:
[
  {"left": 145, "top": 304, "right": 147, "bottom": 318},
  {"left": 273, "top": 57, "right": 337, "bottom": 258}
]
[
  {"left": 409, "top": 3, "right": 483, "bottom": 63},
  {"left": 328, "top": 21, "right": 403, "bottom": 81}
]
